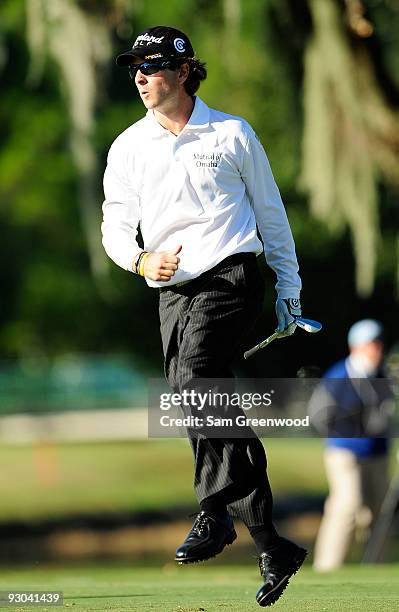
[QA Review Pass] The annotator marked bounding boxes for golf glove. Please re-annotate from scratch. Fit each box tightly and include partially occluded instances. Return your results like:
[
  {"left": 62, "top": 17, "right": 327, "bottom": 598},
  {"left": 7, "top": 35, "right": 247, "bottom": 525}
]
[{"left": 275, "top": 298, "right": 301, "bottom": 337}]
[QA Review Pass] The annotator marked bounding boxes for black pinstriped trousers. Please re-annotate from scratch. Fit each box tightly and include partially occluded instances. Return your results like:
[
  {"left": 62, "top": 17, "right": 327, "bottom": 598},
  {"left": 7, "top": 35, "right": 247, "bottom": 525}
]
[{"left": 159, "top": 252, "right": 274, "bottom": 527}]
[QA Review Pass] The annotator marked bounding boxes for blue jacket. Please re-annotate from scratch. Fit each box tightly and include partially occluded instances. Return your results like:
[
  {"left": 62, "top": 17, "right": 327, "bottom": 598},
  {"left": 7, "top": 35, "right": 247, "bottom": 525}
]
[{"left": 323, "top": 359, "right": 388, "bottom": 457}]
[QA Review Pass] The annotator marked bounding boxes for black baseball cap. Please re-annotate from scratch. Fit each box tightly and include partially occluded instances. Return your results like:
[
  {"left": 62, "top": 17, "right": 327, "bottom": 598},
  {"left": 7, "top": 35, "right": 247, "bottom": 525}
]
[{"left": 116, "top": 26, "right": 195, "bottom": 67}]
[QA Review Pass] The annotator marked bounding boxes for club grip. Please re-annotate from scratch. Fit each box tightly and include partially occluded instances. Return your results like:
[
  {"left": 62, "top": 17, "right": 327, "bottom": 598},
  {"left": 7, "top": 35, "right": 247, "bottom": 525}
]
[{"left": 244, "top": 345, "right": 260, "bottom": 360}]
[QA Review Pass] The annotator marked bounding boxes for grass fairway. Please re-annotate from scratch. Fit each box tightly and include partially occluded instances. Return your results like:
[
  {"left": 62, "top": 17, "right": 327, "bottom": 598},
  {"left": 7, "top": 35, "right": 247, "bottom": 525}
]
[
  {"left": 2, "top": 438, "right": 398, "bottom": 522},
  {"left": 0, "top": 439, "right": 328, "bottom": 521},
  {"left": 0, "top": 563, "right": 398, "bottom": 611}
]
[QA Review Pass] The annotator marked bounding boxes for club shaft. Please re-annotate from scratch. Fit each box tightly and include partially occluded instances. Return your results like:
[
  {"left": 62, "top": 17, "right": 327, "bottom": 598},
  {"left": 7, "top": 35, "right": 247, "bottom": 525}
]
[
  {"left": 244, "top": 316, "right": 322, "bottom": 359},
  {"left": 244, "top": 331, "right": 279, "bottom": 359}
]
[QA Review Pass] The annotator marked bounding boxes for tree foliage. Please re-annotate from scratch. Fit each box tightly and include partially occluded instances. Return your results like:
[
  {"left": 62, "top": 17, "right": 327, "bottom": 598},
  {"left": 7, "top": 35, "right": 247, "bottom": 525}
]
[{"left": 0, "top": 0, "right": 398, "bottom": 373}]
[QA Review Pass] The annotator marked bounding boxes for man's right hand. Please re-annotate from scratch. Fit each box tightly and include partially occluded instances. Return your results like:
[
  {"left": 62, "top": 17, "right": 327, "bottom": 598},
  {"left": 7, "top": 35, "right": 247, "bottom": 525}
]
[{"left": 143, "top": 245, "right": 182, "bottom": 281}]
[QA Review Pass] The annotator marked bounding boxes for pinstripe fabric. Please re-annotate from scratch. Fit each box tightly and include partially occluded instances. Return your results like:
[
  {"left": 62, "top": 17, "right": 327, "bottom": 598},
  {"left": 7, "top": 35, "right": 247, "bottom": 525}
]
[{"left": 159, "top": 253, "right": 275, "bottom": 527}]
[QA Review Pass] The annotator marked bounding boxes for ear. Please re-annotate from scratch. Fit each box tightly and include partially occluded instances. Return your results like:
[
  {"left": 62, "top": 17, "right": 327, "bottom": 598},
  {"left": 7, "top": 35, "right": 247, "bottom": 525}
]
[{"left": 178, "top": 62, "right": 189, "bottom": 85}]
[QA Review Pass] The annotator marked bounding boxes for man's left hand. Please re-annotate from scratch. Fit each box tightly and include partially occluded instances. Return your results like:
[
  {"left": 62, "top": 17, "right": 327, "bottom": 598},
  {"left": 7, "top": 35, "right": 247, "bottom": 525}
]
[{"left": 275, "top": 298, "right": 301, "bottom": 337}]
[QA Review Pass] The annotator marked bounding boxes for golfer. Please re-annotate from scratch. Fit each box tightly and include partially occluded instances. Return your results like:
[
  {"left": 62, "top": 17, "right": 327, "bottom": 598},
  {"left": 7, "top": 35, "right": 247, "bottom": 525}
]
[{"left": 102, "top": 25, "right": 306, "bottom": 607}]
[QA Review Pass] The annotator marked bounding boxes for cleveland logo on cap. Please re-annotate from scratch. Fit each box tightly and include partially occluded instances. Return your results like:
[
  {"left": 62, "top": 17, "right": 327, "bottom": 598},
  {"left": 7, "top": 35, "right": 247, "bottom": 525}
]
[
  {"left": 116, "top": 26, "right": 195, "bottom": 67},
  {"left": 134, "top": 33, "right": 165, "bottom": 46},
  {"left": 174, "top": 38, "right": 186, "bottom": 52}
]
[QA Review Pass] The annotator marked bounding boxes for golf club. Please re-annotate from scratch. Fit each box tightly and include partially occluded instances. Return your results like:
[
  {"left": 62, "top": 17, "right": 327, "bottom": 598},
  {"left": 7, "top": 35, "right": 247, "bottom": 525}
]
[
  {"left": 294, "top": 318, "right": 322, "bottom": 333},
  {"left": 244, "top": 316, "right": 322, "bottom": 360}
]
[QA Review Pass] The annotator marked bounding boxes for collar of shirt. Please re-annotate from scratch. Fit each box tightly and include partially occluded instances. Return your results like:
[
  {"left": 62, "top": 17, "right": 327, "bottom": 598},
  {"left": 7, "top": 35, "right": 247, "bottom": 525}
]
[{"left": 144, "top": 95, "right": 210, "bottom": 138}]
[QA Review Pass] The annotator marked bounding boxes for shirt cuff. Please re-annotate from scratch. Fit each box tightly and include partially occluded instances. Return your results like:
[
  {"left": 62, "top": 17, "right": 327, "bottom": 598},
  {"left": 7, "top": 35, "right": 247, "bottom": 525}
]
[{"left": 125, "top": 249, "right": 144, "bottom": 273}]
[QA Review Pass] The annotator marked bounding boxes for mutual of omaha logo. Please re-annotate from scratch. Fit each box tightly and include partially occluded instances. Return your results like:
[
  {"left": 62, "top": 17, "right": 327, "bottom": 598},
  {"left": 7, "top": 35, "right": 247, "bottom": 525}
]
[{"left": 193, "top": 152, "right": 223, "bottom": 168}]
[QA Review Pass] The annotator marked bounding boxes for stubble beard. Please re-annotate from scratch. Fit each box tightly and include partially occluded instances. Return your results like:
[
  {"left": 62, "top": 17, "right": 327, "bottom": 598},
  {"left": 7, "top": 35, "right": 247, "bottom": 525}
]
[{"left": 140, "top": 78, "right": 180, "bottom": 114}]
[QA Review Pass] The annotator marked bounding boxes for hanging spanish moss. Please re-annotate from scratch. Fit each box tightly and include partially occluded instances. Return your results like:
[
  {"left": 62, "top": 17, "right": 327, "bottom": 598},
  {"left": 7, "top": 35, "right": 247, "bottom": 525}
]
[
  {"left": 25, "top": 0, "right": 131, "bottom": 289},
  {"left": 300, "top": 0, "right": 399, "bottom": 296},
  {"left": 223, "top": 0, "right": 241, "bottom": 74}
]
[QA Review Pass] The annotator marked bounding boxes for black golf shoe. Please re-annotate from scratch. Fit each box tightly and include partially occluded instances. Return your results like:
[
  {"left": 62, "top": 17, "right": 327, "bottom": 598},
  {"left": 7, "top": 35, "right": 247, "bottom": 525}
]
[
  {"left": 175, "top": 511, "right": 237, "bottom": 564},
  {"left": 256, "top": 536, "right": 307, "bottom": 607}
]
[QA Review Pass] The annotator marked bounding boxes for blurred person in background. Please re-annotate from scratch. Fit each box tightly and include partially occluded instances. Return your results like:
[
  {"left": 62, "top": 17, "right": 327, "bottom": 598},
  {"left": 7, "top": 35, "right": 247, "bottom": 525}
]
[
  {"left": 101, "top": 25, "right": 306, "bottom": 607},
  {"left": 310, "top": 319, "right": 393, "bottom": 572}
]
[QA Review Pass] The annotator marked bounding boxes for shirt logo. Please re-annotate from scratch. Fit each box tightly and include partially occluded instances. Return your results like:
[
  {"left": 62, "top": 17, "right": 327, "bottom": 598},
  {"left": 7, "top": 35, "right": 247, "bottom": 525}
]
[
  {"left": 193, "top": 152, "right": 223, "bottom": 168},
  {"left": 174, "top": 38, "right": 186, "bottom": 52}
]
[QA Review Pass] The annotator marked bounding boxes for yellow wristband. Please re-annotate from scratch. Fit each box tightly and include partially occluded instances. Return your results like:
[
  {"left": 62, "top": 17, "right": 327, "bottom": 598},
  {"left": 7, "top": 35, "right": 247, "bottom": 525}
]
[
  {"left": 139, "top": 252, "right": 150, "bottom": 277},
  {"left": 133, "top": 252, "right": 143, "bottom": 274}
]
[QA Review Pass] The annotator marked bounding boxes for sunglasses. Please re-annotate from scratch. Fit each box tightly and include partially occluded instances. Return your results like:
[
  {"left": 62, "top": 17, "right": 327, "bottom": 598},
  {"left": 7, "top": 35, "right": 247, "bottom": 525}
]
[{"left": 128, "top": 59, "right": 181, "bottom": 79}]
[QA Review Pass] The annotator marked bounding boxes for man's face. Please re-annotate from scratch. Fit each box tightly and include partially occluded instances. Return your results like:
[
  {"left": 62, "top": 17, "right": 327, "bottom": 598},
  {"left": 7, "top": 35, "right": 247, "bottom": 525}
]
[
  {"left": 133, "top": 60, "right": 181, "bottom": 111},
  {"left": 351, "top": 339, "right": 384, "bottom": 369}
]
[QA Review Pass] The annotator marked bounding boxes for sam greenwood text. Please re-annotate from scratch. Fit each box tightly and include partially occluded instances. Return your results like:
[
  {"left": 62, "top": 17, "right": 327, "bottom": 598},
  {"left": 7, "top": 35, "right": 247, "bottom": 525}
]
[{"left": 160, "top": 415, "right": 310, "bottom": 428}]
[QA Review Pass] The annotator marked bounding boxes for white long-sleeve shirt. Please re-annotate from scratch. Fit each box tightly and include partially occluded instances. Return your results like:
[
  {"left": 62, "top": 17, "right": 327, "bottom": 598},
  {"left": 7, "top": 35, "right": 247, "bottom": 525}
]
[{"left": 102, "top": 96, "right": 301, "bottom": 298}]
